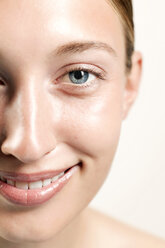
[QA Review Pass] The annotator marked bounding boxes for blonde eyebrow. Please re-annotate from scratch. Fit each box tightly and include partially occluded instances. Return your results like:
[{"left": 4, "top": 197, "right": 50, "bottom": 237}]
[{"left": 49, "top": 41, "right": 118, "bottom": 58}]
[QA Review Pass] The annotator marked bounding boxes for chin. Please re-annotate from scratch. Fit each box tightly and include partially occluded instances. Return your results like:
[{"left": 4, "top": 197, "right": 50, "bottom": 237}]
[{"left": 0, "top": 222, "right": 55, "bottom": 245}]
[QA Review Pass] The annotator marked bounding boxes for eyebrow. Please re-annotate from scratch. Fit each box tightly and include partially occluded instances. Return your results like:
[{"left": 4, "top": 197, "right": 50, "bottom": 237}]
[{"left": 49, "top": 41, "right": 118, "bottom": 58}]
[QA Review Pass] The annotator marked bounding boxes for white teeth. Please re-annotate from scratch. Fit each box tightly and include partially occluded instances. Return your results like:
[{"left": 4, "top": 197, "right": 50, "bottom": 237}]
[
  {"left": 29, "top": 180, "right": 42, "bottom": 189},
  {"left": 7, "top": 180, "right": 14, "bottom": 186},
  {"left": 42, "top": 178, "right": 51, "bottom": 187},
  {"left": 58, "top": 172, "right": 65, "bottom": 177},
  {"left": 1, "top": 170, "right": 66, "bottom": 189},
  {"left": 51, "top": 171, "right": 64, "bottom": 182},
  {"left": 51, "top": 175, "right": 59, "bottom": 182},
  {"left": 16, "top": 181, "right": 28, "bottom": 190}
]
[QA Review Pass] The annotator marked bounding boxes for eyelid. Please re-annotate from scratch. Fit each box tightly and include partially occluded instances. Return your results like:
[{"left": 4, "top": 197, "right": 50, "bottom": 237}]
[
  {"left": 52, "top": 64, "right": 107, "bottom": 94},
  {"left": 55, "top": 63, "right": 106, "bottom": 81}
]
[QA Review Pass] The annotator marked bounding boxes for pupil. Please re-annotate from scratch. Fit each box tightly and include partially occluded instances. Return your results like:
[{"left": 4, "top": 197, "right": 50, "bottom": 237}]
[
  {"left": 74, "top": 71, "right": 84, "bottom": 79},
  {"left": 69, "top": 70, "right": 89, "bottom": 84}
]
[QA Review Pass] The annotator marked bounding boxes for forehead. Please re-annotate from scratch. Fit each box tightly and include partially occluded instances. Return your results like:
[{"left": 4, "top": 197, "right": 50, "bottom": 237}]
[{"left": 0, "top": 0, "right": 124, "bottom": 62}]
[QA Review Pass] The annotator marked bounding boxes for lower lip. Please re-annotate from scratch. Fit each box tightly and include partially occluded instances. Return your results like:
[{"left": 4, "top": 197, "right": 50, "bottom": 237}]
[{"left": 0, "top": 165, "right": 79, "bottom": 207}]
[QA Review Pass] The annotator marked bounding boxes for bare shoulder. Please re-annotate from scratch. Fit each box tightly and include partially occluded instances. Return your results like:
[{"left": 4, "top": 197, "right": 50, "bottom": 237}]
[{"left": 82, "top": 207, "right": 165, "bottom": 248}]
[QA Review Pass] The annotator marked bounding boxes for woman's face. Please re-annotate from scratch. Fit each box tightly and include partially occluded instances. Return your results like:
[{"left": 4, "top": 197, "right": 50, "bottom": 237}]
[{"left": 0, "top": 0, "right": 139, "bottom": 244}]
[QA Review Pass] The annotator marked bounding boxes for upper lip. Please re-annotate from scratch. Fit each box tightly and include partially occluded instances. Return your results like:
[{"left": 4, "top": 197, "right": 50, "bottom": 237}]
[{"left": 0, "top": 163, "right": 80, "bottom": 182}]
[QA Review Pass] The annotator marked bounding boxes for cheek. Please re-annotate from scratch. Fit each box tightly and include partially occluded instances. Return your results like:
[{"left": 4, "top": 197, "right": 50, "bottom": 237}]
[
  {"left": 53, "top": 83, "right": 124, "bottom": 203},
  {"left": 57, "top": 83, "right": 123, "bottom": 161}
]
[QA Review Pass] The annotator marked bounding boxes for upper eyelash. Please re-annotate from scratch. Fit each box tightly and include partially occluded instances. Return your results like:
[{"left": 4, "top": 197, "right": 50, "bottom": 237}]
[
  {"left": 57, "top": 65, "right": 106, "bottom": 82},
  {"left": 54, "top": 65, "right": 106, "bottom": 91}
]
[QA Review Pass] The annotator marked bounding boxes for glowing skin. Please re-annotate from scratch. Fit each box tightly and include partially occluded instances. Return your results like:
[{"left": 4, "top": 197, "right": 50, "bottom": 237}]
[{"left": 1, "top": 0, "right": 160, "bottom": 248}]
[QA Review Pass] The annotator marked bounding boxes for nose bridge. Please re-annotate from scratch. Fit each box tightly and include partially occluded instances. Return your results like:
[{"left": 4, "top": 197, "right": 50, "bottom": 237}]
[
  {"left": 1, "top": 77, "right": 55, "bottom": 163},
  {"left": 20, "top": 80, "right": 41, "bottom": 146}
]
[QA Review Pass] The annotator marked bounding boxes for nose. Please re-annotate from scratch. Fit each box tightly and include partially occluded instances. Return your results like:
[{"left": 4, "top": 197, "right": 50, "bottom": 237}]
[{"left": 1, "top": 79, "right": 56, "bottom": 163}]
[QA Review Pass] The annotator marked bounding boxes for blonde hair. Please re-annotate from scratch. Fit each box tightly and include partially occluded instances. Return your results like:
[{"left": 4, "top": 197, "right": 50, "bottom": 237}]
[{"left": 107, "top": 0, "right": 134, "bottom": 73}]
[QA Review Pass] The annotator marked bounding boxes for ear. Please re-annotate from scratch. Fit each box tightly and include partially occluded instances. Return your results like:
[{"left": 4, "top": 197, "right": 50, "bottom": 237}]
[{"left": 122, "top": 51, "right": 143, "bottom": 120}]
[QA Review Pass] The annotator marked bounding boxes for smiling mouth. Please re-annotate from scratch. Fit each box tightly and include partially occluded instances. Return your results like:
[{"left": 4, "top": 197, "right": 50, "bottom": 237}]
[
  {"left": 0, "top": 168, "right": 69, "bottom": 190},
  {"left": 0, "top": 163, "right": 81, "bottom": 206}
]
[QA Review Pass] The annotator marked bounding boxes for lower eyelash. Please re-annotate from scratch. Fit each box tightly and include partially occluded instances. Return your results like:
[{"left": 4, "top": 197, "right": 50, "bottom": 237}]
[{"left": 55, "top": 65, "right": 106, "bottom": 92}]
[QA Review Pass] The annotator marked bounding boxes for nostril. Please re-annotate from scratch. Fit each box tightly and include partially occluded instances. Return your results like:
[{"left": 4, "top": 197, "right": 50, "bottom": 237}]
[
  {"left": 0, "top": 125, "right": 56, "bottom": 163},
  {"left": 1, "top": 139, "right": 55, "bottom": 164},
  {"left": 45, "top": 151, "right": 51, "bottom": 155},
  {"left": 44, "top": 148, "right": 55, "bottom": 157}
]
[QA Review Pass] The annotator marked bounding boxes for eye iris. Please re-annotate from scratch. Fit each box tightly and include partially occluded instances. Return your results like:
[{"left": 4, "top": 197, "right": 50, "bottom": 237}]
[{"left": 69, "top": 70, "right": 89, "bottom": 84}]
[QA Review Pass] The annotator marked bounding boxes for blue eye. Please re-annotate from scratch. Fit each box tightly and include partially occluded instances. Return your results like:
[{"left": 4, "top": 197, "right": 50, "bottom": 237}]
[
  {"left": 56, "top": 66, "right": 105, "bottom": 90},
  {"left": 69, "top": 70, "right": 89, "bottom": 84}
]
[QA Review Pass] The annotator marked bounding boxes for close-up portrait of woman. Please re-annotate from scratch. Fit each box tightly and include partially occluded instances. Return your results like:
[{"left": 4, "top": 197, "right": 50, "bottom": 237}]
[{"left": 0, "top": 0, "right": 165, "bottom": 247}]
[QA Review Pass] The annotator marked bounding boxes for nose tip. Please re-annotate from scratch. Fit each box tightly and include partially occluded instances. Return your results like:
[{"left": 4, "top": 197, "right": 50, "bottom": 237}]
[{"left": 1, "top": 129, "right": 54, "bottom": 164}]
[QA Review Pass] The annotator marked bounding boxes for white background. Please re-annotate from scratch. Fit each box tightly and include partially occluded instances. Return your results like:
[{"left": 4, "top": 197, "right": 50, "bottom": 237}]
[{"left": 89, "top": 0, "right": 165, "bottom": 240}]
